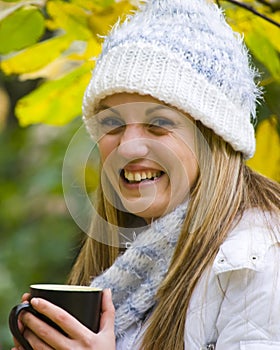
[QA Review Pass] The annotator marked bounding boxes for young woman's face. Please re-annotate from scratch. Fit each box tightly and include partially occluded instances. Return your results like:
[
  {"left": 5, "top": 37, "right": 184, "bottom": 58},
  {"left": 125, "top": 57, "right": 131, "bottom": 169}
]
[{"left": 96, "top": 93, "right": 199, "bottom": 223}]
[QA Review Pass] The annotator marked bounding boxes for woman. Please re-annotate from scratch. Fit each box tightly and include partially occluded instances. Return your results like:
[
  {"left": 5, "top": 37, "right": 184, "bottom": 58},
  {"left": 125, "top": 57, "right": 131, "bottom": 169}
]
[{"left": 13, "top": 0, "right": 280, "bottom": 349}]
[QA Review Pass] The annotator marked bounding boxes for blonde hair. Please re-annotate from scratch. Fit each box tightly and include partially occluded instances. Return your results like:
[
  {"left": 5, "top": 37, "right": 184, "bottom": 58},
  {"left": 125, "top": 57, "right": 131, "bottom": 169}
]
[{"left": 68, "top": 122, "right": 280, "bottom": 349}]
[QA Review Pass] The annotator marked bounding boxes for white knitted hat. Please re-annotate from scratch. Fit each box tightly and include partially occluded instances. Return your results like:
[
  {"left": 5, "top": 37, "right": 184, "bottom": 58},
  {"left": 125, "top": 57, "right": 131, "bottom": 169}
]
[{"left": 83, "top": 0, "right": 260, "bottom": 159}]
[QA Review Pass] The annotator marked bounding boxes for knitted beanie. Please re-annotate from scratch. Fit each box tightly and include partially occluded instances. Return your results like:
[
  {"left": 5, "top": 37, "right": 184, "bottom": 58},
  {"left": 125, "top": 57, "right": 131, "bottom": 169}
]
[{"left": 83, "top": 0, "right": 260, "bottom": 159}]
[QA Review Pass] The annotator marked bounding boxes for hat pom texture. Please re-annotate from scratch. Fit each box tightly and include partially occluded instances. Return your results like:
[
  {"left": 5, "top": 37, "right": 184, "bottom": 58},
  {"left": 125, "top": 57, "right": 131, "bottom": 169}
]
[{"left": 83, "top": 0, "right": 261, "bottom": 159}]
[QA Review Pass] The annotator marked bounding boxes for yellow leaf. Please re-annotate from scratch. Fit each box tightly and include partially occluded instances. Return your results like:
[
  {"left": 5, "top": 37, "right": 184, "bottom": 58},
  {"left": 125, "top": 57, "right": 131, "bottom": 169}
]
[
  {"left": 46, "top": 0, "right": 91, "bottom": 40},
  {"left": 256, "top": 14, "right": 280, "bottom": 53},
  {"left": 222, "top": 4, "right": 280, "bottom": 81},
  {"left": 19, "top": 57, "right": 82, "bottom": 80},
  {"left": 223, "top": 3, "right": 254, "bottom": 34},
  {"left": 0, "top": 34, "right": 72, "bottom": 75},
  {"left": 19, "top": 38, "right": 100, "bottom": 80},
  {"left": 88, "top": 1, "right": 135, "bottom": 39},
  {"left": 82, "top": 37, "right": 102, "bottom": 60},
  {"left": 69, "top": 0, "right": 97, "bottom": 11},
  {"left": 247, "top": 116, "right": 280, "bottom": 182},
  {"left": 15, "top": 63, "right": 92, "bottom": 126}
]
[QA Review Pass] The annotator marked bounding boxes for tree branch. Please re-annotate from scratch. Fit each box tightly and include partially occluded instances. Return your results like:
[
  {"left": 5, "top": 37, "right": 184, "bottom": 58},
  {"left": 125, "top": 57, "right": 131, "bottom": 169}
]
[
  {"left": 255, "top": 0, "right": 280, "bottom": 12},
  {"left": 220, "top": 0, "right": 280, "bottom": 28}
]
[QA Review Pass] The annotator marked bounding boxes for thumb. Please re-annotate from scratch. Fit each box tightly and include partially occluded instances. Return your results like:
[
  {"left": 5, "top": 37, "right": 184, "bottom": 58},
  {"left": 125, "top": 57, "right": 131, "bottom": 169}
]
[{"left": 99, "top": 289, "right": 115, "bottom": 332}]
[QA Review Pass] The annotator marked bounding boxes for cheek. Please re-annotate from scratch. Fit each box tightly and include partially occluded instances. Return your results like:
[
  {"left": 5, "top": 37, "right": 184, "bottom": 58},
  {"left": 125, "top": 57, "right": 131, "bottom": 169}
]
[
  {"left": 173, "top": 146, "right": 198, "bottom": 188},
  {"left": 177, "top": 134, "right": 198, "bottom": 184},
  {"left": 98, "top": 137, "right": 117, "bottom": 163},
  {"left": 183, "top": 153, "right": 199, "bottom": 186}
]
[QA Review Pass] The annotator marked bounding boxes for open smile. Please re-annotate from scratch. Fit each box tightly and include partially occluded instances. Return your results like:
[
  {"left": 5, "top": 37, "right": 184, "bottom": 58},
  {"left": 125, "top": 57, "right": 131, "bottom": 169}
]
[{"left": 121, "top": 169, "right": 165, "bottom": 184}]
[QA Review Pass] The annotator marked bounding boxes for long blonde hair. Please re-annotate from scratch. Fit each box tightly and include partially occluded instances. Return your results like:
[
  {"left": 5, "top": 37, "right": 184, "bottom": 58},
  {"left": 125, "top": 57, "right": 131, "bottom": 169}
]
[{"left": 68, "top": 122, "right": 280, "bottom": 349}]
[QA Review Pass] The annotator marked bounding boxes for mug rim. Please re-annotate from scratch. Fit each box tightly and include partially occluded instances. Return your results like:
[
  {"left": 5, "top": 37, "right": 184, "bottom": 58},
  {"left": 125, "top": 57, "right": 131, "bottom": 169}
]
[{"left": 30, "top": 284, "right": 102, "bottom": 292}]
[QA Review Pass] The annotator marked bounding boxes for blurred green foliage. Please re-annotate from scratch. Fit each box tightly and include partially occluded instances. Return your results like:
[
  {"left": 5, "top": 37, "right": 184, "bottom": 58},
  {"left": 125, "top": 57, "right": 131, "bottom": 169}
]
[{"left": 0, "top": 76, "right": 84, "bottom": 348}]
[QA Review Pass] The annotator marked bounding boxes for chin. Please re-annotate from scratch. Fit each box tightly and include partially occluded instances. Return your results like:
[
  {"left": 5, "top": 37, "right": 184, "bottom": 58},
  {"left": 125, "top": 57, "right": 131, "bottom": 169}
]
[{"left": 121, "top": 200, "right": 168, "bottom": 222}]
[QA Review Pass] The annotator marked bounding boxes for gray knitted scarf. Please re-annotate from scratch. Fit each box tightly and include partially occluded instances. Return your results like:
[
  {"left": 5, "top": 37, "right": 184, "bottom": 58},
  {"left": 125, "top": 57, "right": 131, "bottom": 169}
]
[{"left": 90, "top": 202, "right": 188, "bottom": 337}]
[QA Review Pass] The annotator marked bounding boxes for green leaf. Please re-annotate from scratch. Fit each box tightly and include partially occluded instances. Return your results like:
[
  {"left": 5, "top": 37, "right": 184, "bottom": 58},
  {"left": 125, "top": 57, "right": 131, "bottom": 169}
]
[
  {"left": 15, "top": 63, "right": 92, "bottom": 126},
  {"left": 0, "top": 6, "right": 45, "bottom": 54},
  {"left": 0, "top": 34, "right": 73, "bottom": 75},
  {"left": 245, "top": 30, "right": 280, "bottom": 81},
  {"left": 264, "top": 82, "right": 280, "bottom": 118},
  {"left": 0, "top": 0, "right": 45, "bottom": 20}
]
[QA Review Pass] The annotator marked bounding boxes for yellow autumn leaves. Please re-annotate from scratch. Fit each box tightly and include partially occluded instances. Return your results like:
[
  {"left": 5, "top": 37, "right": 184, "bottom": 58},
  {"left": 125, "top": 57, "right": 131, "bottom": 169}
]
[
  {"left": 0, "top": 0, "right": 279, "bottom": 181},
  {"left": 0, "top": 0, "right": 135, "bottom": 125}
]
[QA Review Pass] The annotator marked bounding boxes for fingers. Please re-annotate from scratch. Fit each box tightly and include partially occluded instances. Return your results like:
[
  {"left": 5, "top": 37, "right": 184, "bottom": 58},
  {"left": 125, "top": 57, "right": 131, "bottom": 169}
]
[
  {"left": 17, "top": 292, "right": 115, "bottom": 350},
  {"left": 21, "top": 308, "right": 67, "bottom": 350},
  {"left": 99, "top": 289, "right": 115, "bottom": 332},
  {"left": 13, "top": 309, "right": 55, "bottom": 350},
  {"left": 13, "top": 309, "right": 25, "bottom": 348},
  {"left": 23, "top": 327, "right": 54, "bottom": 350},
  {"left": 13, "top": 335, "right": 23, "bottom": 349},
  {"left": 21, "top": 293, "right": 31, "bottom": 303},
  {"left": 13, "top": 331, "right": 25, "bottom": 348},
  {"left": 29, "top": 298, "right": 92, "bottom": 341}
]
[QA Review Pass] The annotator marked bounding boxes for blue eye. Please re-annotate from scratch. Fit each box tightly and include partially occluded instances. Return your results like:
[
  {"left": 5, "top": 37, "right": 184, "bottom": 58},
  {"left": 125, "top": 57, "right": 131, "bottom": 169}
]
[
  {"left": 151, "top": 118, "right": 174, "bottom": 127},
  {"left": 148, "top": 117, "right": 174, "bottom": 134},
  {"left": 100, "top": 117, "right": 123, "bottom": 127},
  {"left": 98, "top": 116, "right": 125, "bottom": 134}
]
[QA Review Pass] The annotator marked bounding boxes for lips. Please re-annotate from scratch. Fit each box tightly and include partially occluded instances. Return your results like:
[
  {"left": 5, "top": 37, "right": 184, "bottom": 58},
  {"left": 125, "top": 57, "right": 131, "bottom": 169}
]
[{"left": 122, "top": 169, "right": 164, "bottom": 184}]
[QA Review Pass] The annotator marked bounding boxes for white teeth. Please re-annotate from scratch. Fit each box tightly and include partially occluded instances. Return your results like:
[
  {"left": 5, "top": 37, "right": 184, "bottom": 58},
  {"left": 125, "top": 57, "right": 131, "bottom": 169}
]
[
  {"left": 124, "top": 170, "right": 162, "bottom": 183},
  {"left": 127, "top": 172, "right": 134, "bottom": 181}
]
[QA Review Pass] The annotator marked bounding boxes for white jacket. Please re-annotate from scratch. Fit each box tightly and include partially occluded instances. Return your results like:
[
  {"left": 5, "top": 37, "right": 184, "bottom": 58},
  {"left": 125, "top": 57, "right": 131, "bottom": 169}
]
[{"left": 116, "top": 209, "right": 280, "bottom": 350}]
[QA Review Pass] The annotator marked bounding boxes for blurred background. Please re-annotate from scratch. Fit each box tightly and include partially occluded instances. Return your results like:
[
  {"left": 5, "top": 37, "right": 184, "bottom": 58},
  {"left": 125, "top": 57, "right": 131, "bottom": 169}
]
[
  {"left": 0, "top": 0, "right": 279, "bottom": 348},
  {"left": 0, "top": 77, "right": 82, "bottom": 346}
]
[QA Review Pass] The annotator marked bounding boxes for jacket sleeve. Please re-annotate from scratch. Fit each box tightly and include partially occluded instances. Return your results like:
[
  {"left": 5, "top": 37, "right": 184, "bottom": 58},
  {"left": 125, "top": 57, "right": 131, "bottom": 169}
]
[{"left": 215, "top": 242, "right": 280, "bottom": 350}]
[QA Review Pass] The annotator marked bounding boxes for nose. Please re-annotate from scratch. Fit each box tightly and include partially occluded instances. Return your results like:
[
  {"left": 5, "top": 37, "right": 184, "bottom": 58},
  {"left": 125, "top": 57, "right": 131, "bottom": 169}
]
[{"left": 117, "top": 124, "right": 149, "bottom": 159}]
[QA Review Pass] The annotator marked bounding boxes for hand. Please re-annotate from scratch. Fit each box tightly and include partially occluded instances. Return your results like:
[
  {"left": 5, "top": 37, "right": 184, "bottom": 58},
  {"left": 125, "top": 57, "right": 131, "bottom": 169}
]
[
  {"left": 12, "top": 293, "right": 31, "bottom": 349},
  {"left": 12, "top": 289, "right": 116, "bottom": 350}
]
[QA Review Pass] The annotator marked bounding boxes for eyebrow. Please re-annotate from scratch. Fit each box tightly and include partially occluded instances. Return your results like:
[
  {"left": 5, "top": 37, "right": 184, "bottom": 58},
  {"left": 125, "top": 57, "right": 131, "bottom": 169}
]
[
  {"left": 95, "top": 104, "right": 121, "bottom": 116},
  {"left": 95, "top": 103, "right": 171, "bottom": 117},
  {"left": 145, "top": 105, "right": 170, "bottom": 115}
]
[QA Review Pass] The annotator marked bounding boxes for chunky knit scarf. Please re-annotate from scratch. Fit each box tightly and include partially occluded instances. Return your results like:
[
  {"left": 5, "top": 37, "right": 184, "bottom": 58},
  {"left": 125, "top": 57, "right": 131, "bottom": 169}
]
[{"left": 90, "top": 202, "right": 188, "bottom": 337}]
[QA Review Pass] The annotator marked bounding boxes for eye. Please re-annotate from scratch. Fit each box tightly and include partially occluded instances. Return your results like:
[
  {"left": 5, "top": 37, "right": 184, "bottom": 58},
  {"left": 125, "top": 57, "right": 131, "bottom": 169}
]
[
  {"left": 150, "top": 118, "right": 174, "bottom": 127},
  {"left": 147, "top": 117, "right": 175, "bottom": 135},
  {"left": 98, "top": 116, "right": 125, "bottom": 135}
]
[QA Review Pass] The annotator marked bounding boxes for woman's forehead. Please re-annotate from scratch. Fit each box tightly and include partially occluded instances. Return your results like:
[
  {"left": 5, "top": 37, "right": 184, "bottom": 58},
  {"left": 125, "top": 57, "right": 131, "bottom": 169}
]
[
  {"left": 97, "top": 92, "right": 194, "bottom": 123},
  {"left": 100, "top": 92, "right": 163, "bottom": 106}
]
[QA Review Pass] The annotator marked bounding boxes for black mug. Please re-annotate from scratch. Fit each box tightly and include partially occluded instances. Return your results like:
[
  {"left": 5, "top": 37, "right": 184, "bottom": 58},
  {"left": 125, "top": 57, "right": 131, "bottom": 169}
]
[{"left": 9, "top": 284, "right": 103, "bottom": 350}]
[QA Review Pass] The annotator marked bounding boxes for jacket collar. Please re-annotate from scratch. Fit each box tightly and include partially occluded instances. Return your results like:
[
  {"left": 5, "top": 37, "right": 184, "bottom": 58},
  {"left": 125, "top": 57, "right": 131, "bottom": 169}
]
[{"left": 213, "top": 209, "right": 280, "bottom": 274}]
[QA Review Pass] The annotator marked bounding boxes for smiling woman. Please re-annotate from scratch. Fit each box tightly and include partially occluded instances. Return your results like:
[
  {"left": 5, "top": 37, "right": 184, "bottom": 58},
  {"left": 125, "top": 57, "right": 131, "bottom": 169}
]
[
  {"left": 12, "top": 0, "right": 280, "bottom": 350},
  {"left": 95, "top": 93, "right": 198, "bottom": 222}
]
